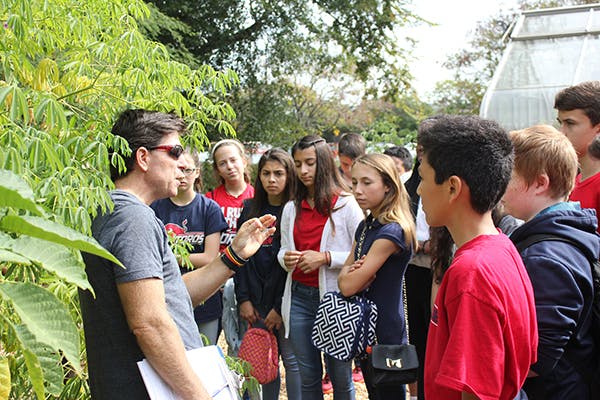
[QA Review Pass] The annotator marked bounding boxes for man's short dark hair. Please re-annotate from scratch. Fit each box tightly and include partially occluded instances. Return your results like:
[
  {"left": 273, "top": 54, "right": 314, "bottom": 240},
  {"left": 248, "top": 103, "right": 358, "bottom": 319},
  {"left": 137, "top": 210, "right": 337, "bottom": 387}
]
[
  {"left": 384, "top": 145, "right": 413, "bottom": 171},
  {"left": 554, "top": 80, "right": 600, "bottom": 126},
  {"left": 418, "top": 115, "right": 513, "bottom": 214},
  {"left": 110, "top": 109, "right": 187, "bottom": 181},
  {"left": 338, "top": 133, "right": 366, "bottom": 159}
]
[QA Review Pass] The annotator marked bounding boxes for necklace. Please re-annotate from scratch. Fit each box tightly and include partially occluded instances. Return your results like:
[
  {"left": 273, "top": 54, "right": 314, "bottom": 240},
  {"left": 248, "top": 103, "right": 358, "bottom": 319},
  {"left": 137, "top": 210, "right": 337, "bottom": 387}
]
[
  {"left": 356, "top": 215, "right": 374, "bottom": 258},
  {"left": 225, "top": 184, "right": 246, "bottom": 198}
]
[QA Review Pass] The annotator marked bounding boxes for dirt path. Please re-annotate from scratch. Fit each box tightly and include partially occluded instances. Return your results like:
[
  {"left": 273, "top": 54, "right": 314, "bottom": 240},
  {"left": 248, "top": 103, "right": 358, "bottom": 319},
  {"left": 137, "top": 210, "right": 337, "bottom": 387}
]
[{"left": 217, "top": 334, "right": 370, "bottom": 399}]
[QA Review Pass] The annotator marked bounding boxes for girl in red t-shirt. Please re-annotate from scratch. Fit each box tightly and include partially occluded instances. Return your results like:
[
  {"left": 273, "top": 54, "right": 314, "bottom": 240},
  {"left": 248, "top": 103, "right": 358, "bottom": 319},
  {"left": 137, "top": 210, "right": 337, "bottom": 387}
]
[
  {"left": 206, "top": 139, "right": 255, "bottom": 356},
  {"left": 206, "top": 139, "right": 255, "bottom": 251},
  {"left": 280, "top": 135, "right": 363, "bottom": 399}
]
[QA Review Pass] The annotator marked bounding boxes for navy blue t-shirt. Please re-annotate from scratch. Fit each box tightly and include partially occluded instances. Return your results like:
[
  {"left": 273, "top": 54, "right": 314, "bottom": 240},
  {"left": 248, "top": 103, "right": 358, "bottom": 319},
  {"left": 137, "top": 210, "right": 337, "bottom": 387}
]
[
  {"left": 354, "top": 217, "right": 413, "bottom": 344},
  {"left": 151, "top": 194, "right": 228, "bottom": 322}
]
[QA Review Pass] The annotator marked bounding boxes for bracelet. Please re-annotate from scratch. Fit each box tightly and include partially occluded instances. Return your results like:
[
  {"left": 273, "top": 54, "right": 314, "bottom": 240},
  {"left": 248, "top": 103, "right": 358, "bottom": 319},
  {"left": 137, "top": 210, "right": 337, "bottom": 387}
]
[
  {"left": 226, "top": 245, "right": 248, "bottom": 264},
  {"left": 325, "top": 251, "right": 331, "bottom": 266},
  {"left": 220, "top": 252, "right": 241, "bottom": 272},
  {"left": 221, "top": 245, "right": 248, "bottom": 272}
]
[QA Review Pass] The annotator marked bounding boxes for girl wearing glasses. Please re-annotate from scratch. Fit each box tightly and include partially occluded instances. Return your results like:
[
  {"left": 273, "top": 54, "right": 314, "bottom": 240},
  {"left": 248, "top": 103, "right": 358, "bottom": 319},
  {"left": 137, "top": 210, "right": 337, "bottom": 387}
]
[
  {"left": 207, "top": 139, "right": 255, "bottom": 355},
  {"left": 151, "top": 149, "right": 229, "bottom": 345},
  {"left": 278, "top": 135, "right": 363, "bottom": 400},
  {"left": 234, "top": 148, "right": 301, "bottom": 400}
]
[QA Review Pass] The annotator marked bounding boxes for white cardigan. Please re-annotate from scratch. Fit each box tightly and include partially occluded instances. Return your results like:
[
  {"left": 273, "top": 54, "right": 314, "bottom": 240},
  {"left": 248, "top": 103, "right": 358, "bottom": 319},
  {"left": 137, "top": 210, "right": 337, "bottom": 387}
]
[{"left": 277, "top": 194, "right": 364, "bottom": 337}]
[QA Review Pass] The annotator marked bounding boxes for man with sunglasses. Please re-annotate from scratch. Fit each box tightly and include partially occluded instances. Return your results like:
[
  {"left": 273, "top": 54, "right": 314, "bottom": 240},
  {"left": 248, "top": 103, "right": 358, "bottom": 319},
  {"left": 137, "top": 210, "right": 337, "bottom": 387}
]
[{"left": 79, "top": 109, "right": 276, "bottom": 400}]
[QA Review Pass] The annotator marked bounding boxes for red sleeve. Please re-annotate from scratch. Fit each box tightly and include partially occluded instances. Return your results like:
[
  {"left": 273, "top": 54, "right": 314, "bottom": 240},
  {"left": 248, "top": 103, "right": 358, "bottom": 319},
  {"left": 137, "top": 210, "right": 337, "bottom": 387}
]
[{"left": 436, "top": 292, "right": 505, "bottom": 399}]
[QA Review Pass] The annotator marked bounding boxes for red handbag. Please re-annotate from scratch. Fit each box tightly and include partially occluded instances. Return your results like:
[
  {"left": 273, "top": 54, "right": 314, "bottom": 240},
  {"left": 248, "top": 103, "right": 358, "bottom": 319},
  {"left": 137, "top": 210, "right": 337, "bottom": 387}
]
[{"left": 237, "top": 325, "right": 279, "bottom": 384}]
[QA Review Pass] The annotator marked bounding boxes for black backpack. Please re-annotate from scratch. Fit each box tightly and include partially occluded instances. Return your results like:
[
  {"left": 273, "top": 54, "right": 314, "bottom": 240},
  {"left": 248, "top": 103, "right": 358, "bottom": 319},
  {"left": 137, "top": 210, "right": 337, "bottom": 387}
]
[{"left": 515, "top": 233, "right": 600, "bottom": 399}]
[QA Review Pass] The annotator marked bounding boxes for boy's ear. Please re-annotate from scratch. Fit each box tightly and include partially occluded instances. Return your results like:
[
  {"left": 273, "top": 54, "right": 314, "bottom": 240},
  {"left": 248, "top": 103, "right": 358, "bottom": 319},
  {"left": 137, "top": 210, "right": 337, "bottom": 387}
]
[
  {"left": 447, "top": 175, "right": 463, "bottom": 201},
  {"left": 533, "top": 173, "right": 551, "bottom": 194}
]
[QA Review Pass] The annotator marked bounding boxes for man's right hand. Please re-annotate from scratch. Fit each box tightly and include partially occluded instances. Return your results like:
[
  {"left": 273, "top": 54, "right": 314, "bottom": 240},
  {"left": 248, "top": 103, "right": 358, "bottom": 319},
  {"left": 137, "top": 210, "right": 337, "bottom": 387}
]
[{"left": 231, "top": 214, "right": 276, "bottom": 259}]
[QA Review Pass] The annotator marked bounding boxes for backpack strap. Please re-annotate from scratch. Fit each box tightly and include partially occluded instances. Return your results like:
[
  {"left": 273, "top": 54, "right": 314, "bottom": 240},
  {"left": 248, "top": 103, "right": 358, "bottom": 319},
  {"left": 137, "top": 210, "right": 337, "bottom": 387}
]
[
  {"left": 514, "top": 233, "right": 600, "bottom": 383},
  {"left": 514, "top": 233, "right": 596, "bottom": 263}
]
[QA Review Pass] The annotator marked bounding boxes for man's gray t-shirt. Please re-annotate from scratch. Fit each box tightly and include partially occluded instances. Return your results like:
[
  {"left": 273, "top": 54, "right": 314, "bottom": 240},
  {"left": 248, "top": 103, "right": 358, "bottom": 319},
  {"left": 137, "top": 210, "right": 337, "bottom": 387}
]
[{"left": 80, "top": 190, "right": 202, "bottom": 399}]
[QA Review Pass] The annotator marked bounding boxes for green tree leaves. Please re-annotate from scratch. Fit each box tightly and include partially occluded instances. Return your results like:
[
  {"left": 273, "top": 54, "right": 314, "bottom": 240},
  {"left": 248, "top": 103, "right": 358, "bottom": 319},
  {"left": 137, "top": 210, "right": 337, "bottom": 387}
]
[
  {"left": 1, "top": 0, "right": 238, "bottom": 397},
  {"left": 0, "top": 358, "right": 9, "bottom": 400},
  {"left": 0, "top": 215, "right": 121, "bottom": 267},
  {"left": 0, "top": 170, "right": 42, "bottom": 216},
  {"left": 6, "top": 236, "right": 93, "bottom": 291},
  {"left": 0, "top": 85, "right": 29, "bottom": 125},
  {"left": 0, "top": 171, "right": 120, "bottom": 398},
  {"left": 145, "top": 0, "right": 419, "bottom": 96},
  {"left": 0, "top": 286, "right": 79, "bottom": 400}
]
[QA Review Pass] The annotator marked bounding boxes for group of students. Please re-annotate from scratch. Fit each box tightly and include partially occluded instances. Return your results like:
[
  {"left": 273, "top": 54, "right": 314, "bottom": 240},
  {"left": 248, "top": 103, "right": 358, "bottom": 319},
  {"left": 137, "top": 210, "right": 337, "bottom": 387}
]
[
  {"left": 411, "top": 81, "right": 600, "bottom": 400},
  {"left": 153, "top": 80, "right": 599, "bottom": 400},
  {"left": 80, "top": 80, "right": 599, "bottom": 400},
  {"left": 147, "top": 126, "right": 424, "bottom": 400}
]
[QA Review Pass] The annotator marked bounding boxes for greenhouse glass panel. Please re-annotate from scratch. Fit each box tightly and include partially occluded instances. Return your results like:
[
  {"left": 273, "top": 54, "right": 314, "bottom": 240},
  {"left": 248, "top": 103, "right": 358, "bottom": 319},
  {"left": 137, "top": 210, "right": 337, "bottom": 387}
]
[
  {"left": 496, "top": 38, "right": 582, "bottom": 89},
  {"left": 480, "top": 4, "right": 600, "bottom": 131},
  {"left": 578, "top": 36, "right": 600, "bottom": 81},
  {"left": 591, "top": 11, "right": 600, "bottom": 29},
  {"left": 518, "top": 11, "right": 589, "bottom": 35}
]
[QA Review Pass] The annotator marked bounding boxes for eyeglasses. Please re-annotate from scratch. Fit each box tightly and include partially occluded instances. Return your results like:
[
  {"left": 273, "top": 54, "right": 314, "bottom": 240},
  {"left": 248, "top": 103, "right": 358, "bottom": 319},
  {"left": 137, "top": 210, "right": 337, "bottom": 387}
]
[
  {"left": 148, "top": 144, "right": 184, "bottom": 159},
  {"left": 182, "top": 168, "right": 197, "bottom": 176}
]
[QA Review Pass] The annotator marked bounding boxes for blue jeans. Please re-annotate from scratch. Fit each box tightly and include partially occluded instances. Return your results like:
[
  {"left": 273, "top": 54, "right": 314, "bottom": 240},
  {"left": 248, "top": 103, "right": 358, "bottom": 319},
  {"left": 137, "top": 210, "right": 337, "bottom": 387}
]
[
  {"left": 261, "top": 328, "right": 302, "bottom": 400},
  {"left": 289, "top": 281, "right": 355, "bottom": 400}
]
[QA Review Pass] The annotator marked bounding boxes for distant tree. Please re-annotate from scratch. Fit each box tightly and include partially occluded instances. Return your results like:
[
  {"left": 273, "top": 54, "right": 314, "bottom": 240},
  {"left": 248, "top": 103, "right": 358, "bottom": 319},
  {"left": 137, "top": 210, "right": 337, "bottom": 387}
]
[
  {"left": 227, "top": 77, "right": 357, "bottom": 147},
  {"left": 358, "top": 95, "right": 428, "bottom": 148},
  {"left": 430, "top": 79, "right": 486, "bottom": 115},
  {"left": 143, "top": 0, "right": 422, "bottom": 99}
]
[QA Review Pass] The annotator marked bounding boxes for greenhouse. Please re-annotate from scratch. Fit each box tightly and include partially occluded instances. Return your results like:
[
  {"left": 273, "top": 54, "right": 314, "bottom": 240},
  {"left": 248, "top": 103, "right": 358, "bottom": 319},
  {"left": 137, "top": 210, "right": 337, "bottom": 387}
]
[{"left": 480, "top": 3, "right": 600, "bottom": 130}]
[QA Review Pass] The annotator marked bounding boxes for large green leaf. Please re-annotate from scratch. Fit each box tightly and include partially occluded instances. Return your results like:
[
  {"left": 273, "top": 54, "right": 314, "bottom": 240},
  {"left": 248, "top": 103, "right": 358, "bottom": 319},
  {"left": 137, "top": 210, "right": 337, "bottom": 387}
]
[
  {"left": 0, "top": 282, "right": 80, "bottom": 373},
  {"left": 0, "top": 215, "right": 123, "bottom": 267},
  {"left": 0, "top": 357, "right": 9, "bottom": 400},
  {"left": 0, "top": 249, "right": 30, "bottom": 264},
  {"left": 8, "top": 236, "right": 92, "bottom": 291},
  {"left": 14, "top": 324, "right": 63, "bottom": 398},
  {"left": 22, "top": 349, "right": 44, "bottom": 400},
  {"left": 0, "top": 170, "right": 42, "bottom": 215}
]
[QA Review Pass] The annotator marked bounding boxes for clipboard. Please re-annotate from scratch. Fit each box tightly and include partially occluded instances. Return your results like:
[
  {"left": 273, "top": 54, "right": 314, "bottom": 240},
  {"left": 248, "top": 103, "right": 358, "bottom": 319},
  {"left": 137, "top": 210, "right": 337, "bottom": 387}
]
[{"left": 137, "top": 345, "right": 240, "bottom": 400}]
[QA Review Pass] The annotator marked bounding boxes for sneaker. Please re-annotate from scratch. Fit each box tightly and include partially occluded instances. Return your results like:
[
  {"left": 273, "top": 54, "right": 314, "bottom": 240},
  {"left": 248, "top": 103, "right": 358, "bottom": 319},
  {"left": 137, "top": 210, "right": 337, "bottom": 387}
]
[
  {"left": 322, "top": 373, "right": 333, "bottom": 394},
  {"left": 352, "top": 366, "right": 364, "bottom": 383}
]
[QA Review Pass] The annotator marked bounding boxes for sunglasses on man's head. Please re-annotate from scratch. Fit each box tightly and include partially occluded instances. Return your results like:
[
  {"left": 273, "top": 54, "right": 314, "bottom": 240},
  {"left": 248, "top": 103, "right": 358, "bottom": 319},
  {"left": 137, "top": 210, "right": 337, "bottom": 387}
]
[
  {"left": 306, "top": 138, "right": 326, "bottom": 146},
  {"left": 149, "top": 144, "right": 184, "bottom": 159}
]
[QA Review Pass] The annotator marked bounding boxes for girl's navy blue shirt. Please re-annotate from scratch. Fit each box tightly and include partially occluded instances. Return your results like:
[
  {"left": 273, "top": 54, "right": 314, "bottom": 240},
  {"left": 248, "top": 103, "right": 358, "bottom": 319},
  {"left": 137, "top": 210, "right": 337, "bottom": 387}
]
[{"left": 355, "top": 216, "right": 413, "bottom": 344}]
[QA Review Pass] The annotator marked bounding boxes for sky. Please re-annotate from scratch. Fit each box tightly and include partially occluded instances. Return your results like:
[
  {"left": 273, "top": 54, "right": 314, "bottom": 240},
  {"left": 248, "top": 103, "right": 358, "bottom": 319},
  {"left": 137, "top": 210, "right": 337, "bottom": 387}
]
[{"left": 405, "top": 0, "right": 518, "bottom": 99}]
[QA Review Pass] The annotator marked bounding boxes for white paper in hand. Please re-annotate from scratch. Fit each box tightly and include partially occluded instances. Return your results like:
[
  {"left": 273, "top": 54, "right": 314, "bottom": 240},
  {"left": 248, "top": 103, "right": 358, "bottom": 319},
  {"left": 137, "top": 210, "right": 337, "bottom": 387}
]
[{"left": 137, "top": 345, "right": 240, "bottom": 400}]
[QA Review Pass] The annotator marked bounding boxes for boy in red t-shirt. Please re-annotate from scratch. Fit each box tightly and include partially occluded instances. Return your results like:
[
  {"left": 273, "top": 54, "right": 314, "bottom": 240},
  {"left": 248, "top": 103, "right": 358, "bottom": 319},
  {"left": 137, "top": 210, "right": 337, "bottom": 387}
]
[
  {"left": 555, "top": 81, "right": 600, "bottom": 232},
  {"left": 417, "top": 115, "right": 538, "bottom": 400}
]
